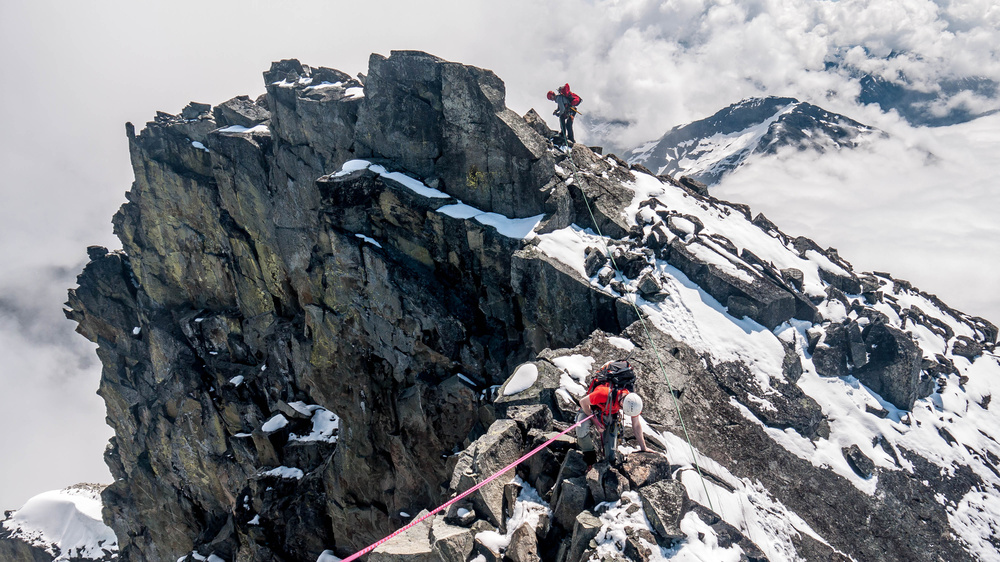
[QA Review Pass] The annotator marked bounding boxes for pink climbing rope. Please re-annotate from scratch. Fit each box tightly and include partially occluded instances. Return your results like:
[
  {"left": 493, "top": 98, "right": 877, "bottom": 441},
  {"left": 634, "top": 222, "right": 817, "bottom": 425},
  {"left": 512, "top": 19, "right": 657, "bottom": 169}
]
[{"left": 338, "top": 413, "right": 595, "bottom": 562}]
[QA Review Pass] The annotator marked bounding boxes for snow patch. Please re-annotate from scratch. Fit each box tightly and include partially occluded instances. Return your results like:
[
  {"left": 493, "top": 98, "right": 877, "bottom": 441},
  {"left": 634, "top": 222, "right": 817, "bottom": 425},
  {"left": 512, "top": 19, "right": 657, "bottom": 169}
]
[
  {"left": 502, "top": 363, "right": 538, "bottom": 396},
  {"left": 552, "top": 354, "right": 595, "bottom": 397},
  {"left": 262, "top": 466, "right": 305, "bottom": 480},
  {"left": 2, "top": 486, "right": 117, "bottom": 561},
  {"left": 261, "top": 414, "right": 289, "bottom": 433},
  {"left": 354, "top": 233, "right": 383, "bottom": 248},
  {"left": 218, "top": 124, "right": 268, "bottom": 134}
]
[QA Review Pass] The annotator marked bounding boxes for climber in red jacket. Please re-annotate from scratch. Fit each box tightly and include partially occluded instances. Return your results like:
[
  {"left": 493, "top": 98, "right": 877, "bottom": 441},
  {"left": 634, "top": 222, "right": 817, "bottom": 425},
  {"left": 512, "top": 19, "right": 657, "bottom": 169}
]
[
  {"left": 576, "top": 361, "right": 648, "bottom": 465},
  {"left": 547, "top": 83, "right": 582, "bottom": 145}
]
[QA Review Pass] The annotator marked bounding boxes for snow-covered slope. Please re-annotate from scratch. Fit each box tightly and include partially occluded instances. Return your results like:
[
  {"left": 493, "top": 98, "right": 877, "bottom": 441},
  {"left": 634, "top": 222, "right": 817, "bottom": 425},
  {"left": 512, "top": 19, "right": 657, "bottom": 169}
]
[
  {"left": 625, "top": 97, "right": 881, "bottom": 185},
  {"left": 529, "top": 154, "right": 1000, "bottom": 560},
  {"left": 0, "top": 484, "right": 117, "bottom": 561}
]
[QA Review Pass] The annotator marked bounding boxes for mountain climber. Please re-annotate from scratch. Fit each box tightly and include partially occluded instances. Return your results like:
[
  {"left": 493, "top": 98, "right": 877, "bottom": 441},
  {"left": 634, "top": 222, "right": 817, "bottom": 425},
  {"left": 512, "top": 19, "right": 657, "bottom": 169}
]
[
  {"left": 547, "top": 83, "right": 581, "bottom": 144},
  {"left": 576, "top": 360, "right": 648, "bottom": 465}
]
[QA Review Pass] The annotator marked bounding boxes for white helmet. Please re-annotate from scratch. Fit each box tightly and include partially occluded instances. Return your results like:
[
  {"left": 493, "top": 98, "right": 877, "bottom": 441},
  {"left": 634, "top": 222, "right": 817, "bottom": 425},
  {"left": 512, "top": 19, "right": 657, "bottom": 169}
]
[{"left": 622, "top": 393, "right": 643, "bottom": 417}]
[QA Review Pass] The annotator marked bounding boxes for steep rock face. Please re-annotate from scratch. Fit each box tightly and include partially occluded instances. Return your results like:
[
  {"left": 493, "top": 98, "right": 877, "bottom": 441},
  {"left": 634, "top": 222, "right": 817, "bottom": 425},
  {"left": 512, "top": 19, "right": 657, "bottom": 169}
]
[
  {"left": 65, "top": 52, "right": 633, "bottom": 561},
  {"left": 355, "top": 51, "right": 555, "bottom": 218},
  {"left": 65, "top": 51, "right": 1000, "bottom": 562}
]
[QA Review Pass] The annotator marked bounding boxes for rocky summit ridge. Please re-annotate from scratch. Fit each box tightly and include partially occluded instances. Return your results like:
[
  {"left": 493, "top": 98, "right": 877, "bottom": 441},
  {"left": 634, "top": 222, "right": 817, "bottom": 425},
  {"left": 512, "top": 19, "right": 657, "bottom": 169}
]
[{"left": 8, "top": 51, "right": 996, "bottom": 561}]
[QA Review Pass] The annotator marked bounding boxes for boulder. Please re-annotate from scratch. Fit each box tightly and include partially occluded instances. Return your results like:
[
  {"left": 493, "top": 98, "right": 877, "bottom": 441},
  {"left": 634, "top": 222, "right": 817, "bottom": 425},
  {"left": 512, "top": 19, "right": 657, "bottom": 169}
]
[
  {"left": 846, "top": 321, "right": 868, "bottom": 369},
  {"left": 951, "top": 336, "right": 983, "bottom": 360},
  {"left": 213, "top": 95, "right": 270, "bottom": 128},
  {"left": 620, "top": 452, "right": 672, "bottom": 488},
  {"left": 523, "top": 108, "right": 555, "bottom": 139},
  {"left": 600, "top": 464, "right": 630, "bottom": 502},
  {"left": 565, "top": 510, "right": 603, "bottom": 562},
  {"left": 584, "top": 463, "right": 629, "bottom": 506},
  {"left": 430, "top": 516, "right": 474, "bottom": 561},
  {"left": 636, "top": 271, "right": 669, "bottom": 302},
  {"left": 450, "top": 419, "right": 525, "bottom": 527},
  {"left": 843, "top": 445, "right": 875, "bottom": 479},
  {"left": 679, "top": 176, "right": 709, "bottom": 196},
  {"left": 506, "top": 522, "right": 541, "bottom": 562},
  {"left": 638, "top": 480, "right": 688, "bottom": 540},
  {"left": 584, "top": 247, "right": 608, "bottom": 277},
  {"left": 688, "top": 505, "right": 768, "bottom": 561},
  {"left": 586, "top": 466, "right": 606, "bottom": 505},
  {"left": 660, "top": 239, "right": 797, "bottom": 329},
  {"left": 813, "top": 324, "right": 849, "bottom": 378},
  {"left": 856, "top": 322, "right": 928, "bottom": 411},
  {"left": 623, "top": 527, "right": 658, "bottom": 561},
  {"left": 506, "top": 404, "right": 553, "bottom": 434},
  {"left": 552, "top": 477, "right": 589, "bottom": 531},
  {"left": 780, "top": 268, "right": 805, "bottom": 292},
  {"left": 711, "top": 361, "right": 823, "bottom": 438},
  {"left": 369, "top": 510, "right": 434, "bottom": 561}
]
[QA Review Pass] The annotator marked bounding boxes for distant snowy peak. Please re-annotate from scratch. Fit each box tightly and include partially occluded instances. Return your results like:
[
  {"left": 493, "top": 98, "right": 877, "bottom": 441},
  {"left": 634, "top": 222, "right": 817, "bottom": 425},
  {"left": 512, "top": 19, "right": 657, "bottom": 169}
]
[
  {"left": 626, "top": 96, "right": 881, "bottom": 185},
  {"left": 0, "top": 484, "right": 116, "bottom": 561}
]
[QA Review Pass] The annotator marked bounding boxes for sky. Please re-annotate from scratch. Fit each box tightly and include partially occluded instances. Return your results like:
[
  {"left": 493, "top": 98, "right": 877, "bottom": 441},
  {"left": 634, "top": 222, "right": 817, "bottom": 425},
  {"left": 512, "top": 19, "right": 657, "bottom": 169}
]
[{"left": 0, "top": 0, "right": 997, "bottom": 511}]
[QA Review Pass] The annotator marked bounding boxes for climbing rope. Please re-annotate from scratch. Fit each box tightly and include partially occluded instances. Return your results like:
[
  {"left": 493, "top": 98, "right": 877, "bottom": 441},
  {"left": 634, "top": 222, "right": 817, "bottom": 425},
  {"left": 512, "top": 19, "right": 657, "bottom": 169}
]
[
  {"left": 338, "top": 414, "right": 595, "bottom": 561},
  {"left": 577, "top": 168, "right": 716, "bottom": 512}
]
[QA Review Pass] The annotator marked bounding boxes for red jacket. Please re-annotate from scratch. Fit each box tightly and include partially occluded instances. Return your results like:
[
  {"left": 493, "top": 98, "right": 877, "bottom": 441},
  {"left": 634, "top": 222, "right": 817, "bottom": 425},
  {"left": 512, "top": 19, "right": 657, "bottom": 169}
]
[{"left": 588, "top": 383, "right": 628, "bottom": 415}]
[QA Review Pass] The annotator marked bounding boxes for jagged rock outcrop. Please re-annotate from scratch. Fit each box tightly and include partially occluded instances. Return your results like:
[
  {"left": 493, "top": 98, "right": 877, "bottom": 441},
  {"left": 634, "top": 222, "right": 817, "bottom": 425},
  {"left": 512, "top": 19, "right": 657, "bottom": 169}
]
[{"left": 64, "top": 50, "right": 999, "bottom": 562}]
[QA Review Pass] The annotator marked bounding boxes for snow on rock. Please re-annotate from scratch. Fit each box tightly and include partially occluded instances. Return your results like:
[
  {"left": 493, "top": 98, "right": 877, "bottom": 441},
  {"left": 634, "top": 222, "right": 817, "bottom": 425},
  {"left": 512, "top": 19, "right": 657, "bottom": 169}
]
[
  {"left": 476, "top": 478, "right": 551, "bottom": 553},
  {"left": 552, "top": 354, "right": 595, "bottom": 397},
  {"left": 289, "top": 406, "right": 340, "bottom": 444},
  {"left": 1, "top": 484, "right": 117, "bottom": 560},
  {"left": 607, "top": 337, "right": 636, "bottom": 351},
  {"left": 261, "top": 414, "right": 289, "bottom": 433},
  {"left": 316, "top": 550, "right": 342, "bottom": 562},
  {"left": 218, "top": 124, "right": 269, "bottom": 134},
  {"left": 949, "top": 489, "right": 1000, "bottom": 561},
  {"left": 354, "top": 233, "right": 383, "bottom": 248},
  {"left": 502, "top": 363, "right": 538, "bottom": 396},
  {"left": 332, "top": 161, "right": 544, "bottom": 239},
  {"left": 262, "top": 467, "right": 305, "bottom": 480},
  {"left": 437, "top": 202, "right": 543, "bottom": 239}
]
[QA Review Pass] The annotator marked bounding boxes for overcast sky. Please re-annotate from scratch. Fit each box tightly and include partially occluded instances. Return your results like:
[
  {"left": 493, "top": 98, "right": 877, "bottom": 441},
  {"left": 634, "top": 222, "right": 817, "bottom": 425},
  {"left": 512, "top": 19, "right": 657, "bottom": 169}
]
[{"left": 1, "top": 0, "right": 997, "bottom": 510}]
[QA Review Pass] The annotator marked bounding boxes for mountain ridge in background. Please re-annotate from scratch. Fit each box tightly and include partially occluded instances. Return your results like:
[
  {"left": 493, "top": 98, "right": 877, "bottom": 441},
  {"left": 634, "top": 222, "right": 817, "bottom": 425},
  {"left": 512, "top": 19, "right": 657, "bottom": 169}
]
[{"left": 622, "top": 96, "right": 883, "bottom": 185}]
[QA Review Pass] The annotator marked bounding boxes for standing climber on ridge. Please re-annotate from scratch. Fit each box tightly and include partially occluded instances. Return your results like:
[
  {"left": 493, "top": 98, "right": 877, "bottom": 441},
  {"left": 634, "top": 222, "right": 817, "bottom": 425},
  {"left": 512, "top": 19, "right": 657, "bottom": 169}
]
[
  {"left": 547, "top": 83, "right": 581, "bottom": 145},
  {"left": 576, "top": 359, "right": 648, "bottom": 466}
]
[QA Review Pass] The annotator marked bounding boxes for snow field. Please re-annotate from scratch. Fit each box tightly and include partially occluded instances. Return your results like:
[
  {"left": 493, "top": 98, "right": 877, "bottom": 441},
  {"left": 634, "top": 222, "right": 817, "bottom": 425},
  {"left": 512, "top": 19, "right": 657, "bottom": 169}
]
[{"left": 2, "top": 486, "right": 117, "bottom": 561}]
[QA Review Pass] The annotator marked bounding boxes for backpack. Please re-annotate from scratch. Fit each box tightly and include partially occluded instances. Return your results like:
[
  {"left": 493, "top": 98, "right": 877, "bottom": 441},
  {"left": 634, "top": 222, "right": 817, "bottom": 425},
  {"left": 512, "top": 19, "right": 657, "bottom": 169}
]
[
  {"left": 586, "top": 360, "right": 635, "bottom": 394},
  {"left": 569, "top": 92, "right": 582, "bottom": 107},
  {"left": 586, "top": 360, "right": 636, "bottom": 419}
]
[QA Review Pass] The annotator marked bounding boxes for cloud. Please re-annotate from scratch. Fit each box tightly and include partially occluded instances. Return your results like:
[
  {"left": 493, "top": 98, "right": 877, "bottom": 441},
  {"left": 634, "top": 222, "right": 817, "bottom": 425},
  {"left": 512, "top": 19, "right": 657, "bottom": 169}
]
[
  {"left": 0, "top": 266, "right": 112, "bottom": 510},
  {"left": 498, "top": 0, "right": 1000, "bottom": 146},
  {"left": 712, "top": 112, "right": 1000, "bottom": 325}
]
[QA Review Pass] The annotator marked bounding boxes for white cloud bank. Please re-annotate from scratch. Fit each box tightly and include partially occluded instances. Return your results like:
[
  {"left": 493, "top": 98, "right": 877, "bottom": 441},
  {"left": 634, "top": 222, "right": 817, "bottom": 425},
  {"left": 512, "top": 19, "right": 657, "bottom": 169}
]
[{"left": 713, "top": 112, "right": 1000, "bottom": 324}]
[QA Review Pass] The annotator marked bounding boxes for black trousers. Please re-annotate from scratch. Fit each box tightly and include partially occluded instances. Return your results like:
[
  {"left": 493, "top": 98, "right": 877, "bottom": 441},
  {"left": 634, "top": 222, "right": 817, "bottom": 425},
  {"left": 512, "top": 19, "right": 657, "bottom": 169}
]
[{"left": 559, "top": 114, "right": 575, "bottom": 143}]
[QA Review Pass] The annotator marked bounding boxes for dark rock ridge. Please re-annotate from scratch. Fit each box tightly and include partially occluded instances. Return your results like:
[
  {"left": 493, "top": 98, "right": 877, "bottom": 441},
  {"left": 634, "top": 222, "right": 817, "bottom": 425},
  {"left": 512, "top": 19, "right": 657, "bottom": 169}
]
[
  {"left": 625, "top": 96, "right": 882, "bottom": 185},
  {"left": 59, "top": 51, "right": 999, "bottom": 562}
]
